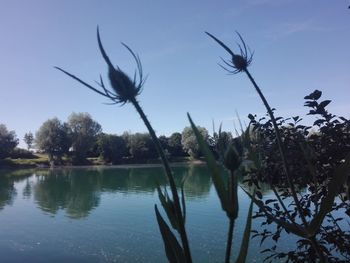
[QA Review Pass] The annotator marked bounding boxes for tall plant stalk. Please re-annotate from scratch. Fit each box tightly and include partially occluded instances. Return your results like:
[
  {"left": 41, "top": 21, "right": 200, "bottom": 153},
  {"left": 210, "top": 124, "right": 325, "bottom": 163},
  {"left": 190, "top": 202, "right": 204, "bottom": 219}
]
[
  {"left": 56, "top": 28, "right": 192, "bottom": 263},
  {"left": 225, "top": 169, "right": 238, "bottom": 263},
  {"left": 205, "top": 31, "right": 329, "bottom": 263},
  {"left": 243, "top": 69, "right": 308, "bottom": 228},
  {"left": 130, "top": 97, "right": 192, "bottom": 262},
  {"left": 243, "top": 69, "right": 327, "bottom": 263},
  {"left": 225, "top": 218, "right": 235, "bottom": 263}
]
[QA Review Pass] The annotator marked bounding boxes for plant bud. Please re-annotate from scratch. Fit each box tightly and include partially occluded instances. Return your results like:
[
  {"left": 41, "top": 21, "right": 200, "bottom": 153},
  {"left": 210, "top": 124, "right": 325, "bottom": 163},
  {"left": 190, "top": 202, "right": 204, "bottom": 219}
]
[{"left": 224, "top": 145, "right": 241, "bottom": 171}]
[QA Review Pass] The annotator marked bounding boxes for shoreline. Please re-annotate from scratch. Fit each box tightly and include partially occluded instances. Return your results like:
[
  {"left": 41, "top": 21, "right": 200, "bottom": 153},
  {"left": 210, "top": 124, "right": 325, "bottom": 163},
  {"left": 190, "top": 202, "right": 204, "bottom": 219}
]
[{"left": 0, "top": 158, "right": 205, "bottom": 171}]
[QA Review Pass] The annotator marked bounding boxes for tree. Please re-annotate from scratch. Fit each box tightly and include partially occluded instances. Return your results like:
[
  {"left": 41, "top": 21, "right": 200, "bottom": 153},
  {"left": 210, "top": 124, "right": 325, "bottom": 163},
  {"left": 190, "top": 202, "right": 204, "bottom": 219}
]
[
  {"left": 128, "top": 133, "right": 157, "bottom": 160},
  {"left": 168, "top": 132, "right": 185, "bottom": 157},
  {"left": 35, "top": 118, "right": 71, "bottom": 164},
  {"left": 67, "top": 112, "right": 102, "bottom": 163},
  {"left": 24, "top": 132, "right": 34, "bottom": 151},
  {"left": 181, "top": 126, "right": 209, "bottom": 158},
  {"left": 0, "top": 124, "right": 19, "bottom": 159},
  {"left": 97, "top": 134, "right": 127, "bottom": 164}
]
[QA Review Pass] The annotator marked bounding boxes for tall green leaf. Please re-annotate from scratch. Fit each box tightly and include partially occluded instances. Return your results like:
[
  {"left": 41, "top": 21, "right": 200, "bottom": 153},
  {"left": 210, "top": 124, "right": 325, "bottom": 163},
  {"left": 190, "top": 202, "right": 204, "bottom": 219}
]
[
  {"left": 235, "top": 197, "right": 254, "bottom": 263},
  {"left": 180, "top": 177, "right": 187, "bottom": 224},
  {"left": 228, "top": 170, "right": 239, "bottom": 220},
  {"left": 187, "top": 113, "right": 229, "bottom": 214},
  {"left": 157, "top": 186, "right": 179, "bottom": 231},
  {"left": 307, "top": 153, "right": 350, "bottom": 236},
  {"left": 155, "top": 205, "right": 185, "bottom": 263}
]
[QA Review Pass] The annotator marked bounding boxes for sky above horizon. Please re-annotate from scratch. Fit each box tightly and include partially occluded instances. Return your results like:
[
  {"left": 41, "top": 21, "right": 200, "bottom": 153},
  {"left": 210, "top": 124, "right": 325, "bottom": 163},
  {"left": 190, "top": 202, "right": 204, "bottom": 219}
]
[{"left": 1, "top": 0, "right": 349, "bottom": 147}]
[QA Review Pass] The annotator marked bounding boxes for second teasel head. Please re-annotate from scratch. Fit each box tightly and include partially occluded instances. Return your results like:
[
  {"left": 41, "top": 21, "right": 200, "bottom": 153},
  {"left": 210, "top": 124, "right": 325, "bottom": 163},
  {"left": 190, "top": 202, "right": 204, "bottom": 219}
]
[{"left": 206, "top": 31, "right": 253, "bottom": 74}]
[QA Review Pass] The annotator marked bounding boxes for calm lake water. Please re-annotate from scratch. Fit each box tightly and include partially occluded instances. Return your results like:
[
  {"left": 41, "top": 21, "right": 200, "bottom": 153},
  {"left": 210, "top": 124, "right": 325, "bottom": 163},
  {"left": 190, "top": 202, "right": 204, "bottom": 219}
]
[{"left": 0, "top": 165, "right": 295, "bottom": 262}]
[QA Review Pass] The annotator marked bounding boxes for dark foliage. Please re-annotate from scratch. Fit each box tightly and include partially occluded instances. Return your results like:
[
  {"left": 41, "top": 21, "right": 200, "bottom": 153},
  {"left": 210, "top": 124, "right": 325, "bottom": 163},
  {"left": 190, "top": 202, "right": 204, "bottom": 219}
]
[
  {"left": 0, "top": 124, "right": 19, "bottom": 159},
  {"left": 35, "top": 118, "right": 71, "bottom": 165},
  {"left": 128, "top": 133, "right": 158, "bottom": 160},
  {"left": 10, "top": 148, "right": 37, "bottom": 159},
  {"left": 168, "top": 132, "right": 186, "bottom": 157},
  {"left": 97, "top": 133, "right": 127, "bottom": 164},
  {"left": 245, "top": 90, "right": 350, "bottom": 262},
  {"left": 67, "top": 112, "right": 102, "bottom": 164}
]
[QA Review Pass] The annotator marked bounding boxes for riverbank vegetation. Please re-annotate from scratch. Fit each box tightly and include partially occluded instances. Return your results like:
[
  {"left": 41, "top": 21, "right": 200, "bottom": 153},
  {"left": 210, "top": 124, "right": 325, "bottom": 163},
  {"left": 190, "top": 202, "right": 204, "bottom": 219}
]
[{"left": 0, "top": 114, "right": 211, "bottom": 168}]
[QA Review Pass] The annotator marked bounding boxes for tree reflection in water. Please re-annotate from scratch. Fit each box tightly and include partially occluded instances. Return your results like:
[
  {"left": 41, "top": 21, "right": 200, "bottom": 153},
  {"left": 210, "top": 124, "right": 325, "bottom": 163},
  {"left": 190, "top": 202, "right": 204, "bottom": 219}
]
[
  {"left": 0, "top": 176, "right": 17, "bottom": 210},
  {"left": 0, "top": 165, "right": 215, "bottom": 218}
]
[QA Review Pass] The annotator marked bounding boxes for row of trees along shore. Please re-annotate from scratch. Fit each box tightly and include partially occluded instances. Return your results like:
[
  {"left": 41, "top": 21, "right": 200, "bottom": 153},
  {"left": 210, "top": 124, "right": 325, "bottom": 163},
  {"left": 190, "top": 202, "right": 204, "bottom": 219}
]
[{"left": 0, "top": 112, "right": 228, "bottom": 166}]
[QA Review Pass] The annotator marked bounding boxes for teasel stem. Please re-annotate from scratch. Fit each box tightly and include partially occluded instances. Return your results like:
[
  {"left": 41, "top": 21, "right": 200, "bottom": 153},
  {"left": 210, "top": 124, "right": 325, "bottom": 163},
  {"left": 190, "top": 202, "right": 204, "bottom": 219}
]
[
  {"left": 225, "top": 169, "right": 237, "bottom": 263},
  {"left": 130, "top": 97, "right": 192, "bottom": 263},
  {"left": 243, "top": 69, "right": 308, "bottom": 228},
  {"left": 243, "top": 68, "right": 329, "bottom": 261},
  {"left": 225, "top": 218, "right": 235, "bottom": 263}
]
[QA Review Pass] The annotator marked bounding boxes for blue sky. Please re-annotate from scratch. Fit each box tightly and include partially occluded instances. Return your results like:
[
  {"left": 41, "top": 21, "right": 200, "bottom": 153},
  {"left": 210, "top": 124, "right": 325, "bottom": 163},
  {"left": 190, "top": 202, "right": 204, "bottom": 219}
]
[{"left": 1, "top": 0, "right": 349, "bottom": 147}]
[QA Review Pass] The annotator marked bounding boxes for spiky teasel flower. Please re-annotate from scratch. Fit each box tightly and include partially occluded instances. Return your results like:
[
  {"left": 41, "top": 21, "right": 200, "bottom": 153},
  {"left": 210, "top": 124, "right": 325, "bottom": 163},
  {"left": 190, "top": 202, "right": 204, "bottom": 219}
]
[
  {"left": 56, "top": 28, "right": 192, "bottom": 263},
  {"left": 205, "top": 31, "right": 253, "bottom": 74},
  {"left": 55, "top": 27, "right": 145, "bottom": 105},
  {"left": 206, "top": 31, "right": 331, "bottom": 262}
]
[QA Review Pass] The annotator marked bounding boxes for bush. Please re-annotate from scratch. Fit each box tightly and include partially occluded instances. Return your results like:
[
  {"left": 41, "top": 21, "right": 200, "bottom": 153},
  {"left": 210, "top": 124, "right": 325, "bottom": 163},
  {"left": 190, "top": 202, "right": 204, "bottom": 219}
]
[
  {"left": 10, "top": 148, "right": 37, "bottom": 159},
  {"left": 128, "top": 133, "right": 157, "bottom": 160},
  {"left": 97, "top": 134, "right": 127, "bottom": 164},
  {"left": 243, "top": 91, "right": 350, "bottom": 262}
]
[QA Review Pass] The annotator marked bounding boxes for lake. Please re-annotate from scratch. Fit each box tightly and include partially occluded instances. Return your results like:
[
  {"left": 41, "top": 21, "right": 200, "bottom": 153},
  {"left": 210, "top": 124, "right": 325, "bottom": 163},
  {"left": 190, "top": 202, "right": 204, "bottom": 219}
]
[{"left": 0, "top": 165, "right": 295, "bottom": 262}]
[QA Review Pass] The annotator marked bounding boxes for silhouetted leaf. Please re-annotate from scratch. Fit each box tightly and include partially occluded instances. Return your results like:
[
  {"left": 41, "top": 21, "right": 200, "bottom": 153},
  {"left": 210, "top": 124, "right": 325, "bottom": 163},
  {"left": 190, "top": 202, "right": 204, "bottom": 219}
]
[
  {"left": 235, "top": 197, "right": 254, "bottom": 263},
  {"left": 304, "top": 90, "right": 322, "bottom": 100},
  {"left": 318, "top": 100, "right": 331, "bottom": 109},
  {"left": 155, "top": 205, "right": 185, "bottom": 263},
  {"left": 157, "top": 187, "right": 179, "bottom": 231},
  {"left": 307, "top": 153, "right": 350, "bottom": 237},
  {"left": 307, "top": 110, "right": 317, "bottom": 115},
  {"left": 188, "top": 113, "right": 229, "bottom": 214},
  {"left": 304, "top": 101, "right": 318, "bottom": 107},
  {"left": 313, "top": 119, "right": 326, "bottom": 126},
  {"left": 292, "top": 116, "right": 300, "bottom": 122},
  {"left": 180, "top": 177, "right": 187, "bottom": 223}
]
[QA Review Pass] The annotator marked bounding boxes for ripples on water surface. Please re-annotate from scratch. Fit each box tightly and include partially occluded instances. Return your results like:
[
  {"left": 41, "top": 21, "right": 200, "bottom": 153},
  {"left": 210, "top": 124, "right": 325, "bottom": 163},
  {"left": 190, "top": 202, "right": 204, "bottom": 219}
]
[{"left": 0, "top": 165, "right": 295, "bottom": 262}]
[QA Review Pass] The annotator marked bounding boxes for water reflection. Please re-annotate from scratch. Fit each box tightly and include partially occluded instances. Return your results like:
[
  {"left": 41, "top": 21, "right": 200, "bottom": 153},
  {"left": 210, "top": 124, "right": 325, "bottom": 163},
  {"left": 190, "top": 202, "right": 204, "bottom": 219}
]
[
  {"left": 33, "top": 169, "right": 101, "bottom": 218},
  {"left": 0, "top": 165, "right": 276, "bottom": 219},
  {"left": 0, "top": 165, "right": 214, "bottom": 218},
  {"left": 0, "top": 176, "right": 17, "bottom": 210}
]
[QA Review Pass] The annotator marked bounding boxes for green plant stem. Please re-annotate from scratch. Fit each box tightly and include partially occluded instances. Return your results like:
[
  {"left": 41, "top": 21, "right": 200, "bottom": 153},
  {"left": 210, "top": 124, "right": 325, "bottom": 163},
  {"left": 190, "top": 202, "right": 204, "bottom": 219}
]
[
  {"left": 243, "top": 69, "right": 308, "bottom": 229},
  {"left": 225, "top": 170, "right": 237, "bottom": 263},
  {"left": 225, "top": 218, "right": 235, "bottom": 263},
  {"left": 131, "top": 98, "right": 192, "bottom": 263}
]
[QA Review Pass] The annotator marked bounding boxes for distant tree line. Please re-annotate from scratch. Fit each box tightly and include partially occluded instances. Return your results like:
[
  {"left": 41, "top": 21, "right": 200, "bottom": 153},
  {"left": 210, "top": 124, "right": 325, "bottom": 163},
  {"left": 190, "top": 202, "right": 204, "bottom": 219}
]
[{"left": 0, "top": 112, "right": 233, "bottom": 166}]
